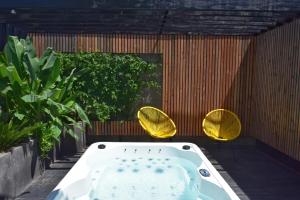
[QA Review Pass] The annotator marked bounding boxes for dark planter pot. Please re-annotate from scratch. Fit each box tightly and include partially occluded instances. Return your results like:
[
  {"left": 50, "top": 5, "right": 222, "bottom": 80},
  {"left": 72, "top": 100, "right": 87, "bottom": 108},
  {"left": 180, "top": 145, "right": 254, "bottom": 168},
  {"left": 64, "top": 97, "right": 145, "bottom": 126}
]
[
  {"left": 0, "top": 140, "right": 44, "bottom": 200},
  {"left": 44, "top": 149, "right": 55, "bottom": 169},
  {"left": 54, "top": 122, "right": 86, "bottom": 160}
]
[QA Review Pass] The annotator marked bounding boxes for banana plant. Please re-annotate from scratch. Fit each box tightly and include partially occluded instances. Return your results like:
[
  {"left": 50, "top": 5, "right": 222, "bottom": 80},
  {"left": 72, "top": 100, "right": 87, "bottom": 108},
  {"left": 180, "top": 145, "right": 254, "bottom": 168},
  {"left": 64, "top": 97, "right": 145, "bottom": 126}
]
[{"left": 0, "top": 36, "right": 90, "bottom": 157}]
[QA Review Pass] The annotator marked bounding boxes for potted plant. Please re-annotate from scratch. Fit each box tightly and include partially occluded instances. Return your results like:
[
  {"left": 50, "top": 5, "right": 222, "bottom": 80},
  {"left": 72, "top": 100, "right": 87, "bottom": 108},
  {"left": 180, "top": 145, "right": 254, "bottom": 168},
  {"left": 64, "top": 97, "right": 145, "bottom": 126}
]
[{"left": 0, "top": 36, "right": 90, "bottom": 199}]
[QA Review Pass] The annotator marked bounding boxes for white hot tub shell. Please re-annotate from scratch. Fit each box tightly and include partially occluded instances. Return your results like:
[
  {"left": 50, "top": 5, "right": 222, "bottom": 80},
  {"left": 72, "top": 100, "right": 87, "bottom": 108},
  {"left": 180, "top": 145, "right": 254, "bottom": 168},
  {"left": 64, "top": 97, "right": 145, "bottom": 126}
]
[{"left": 47, "top": 142, "right": 240, "bottom": 200}]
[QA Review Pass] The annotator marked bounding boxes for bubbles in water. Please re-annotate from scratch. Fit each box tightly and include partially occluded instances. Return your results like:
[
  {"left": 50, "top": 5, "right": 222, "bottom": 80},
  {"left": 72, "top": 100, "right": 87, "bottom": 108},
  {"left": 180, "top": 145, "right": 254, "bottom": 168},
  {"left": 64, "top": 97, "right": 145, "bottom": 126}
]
[
  {"left": 154, "top": 168, "right": 164, "bottom": 174},
  {"left": 117, "top": 168, "right": 124, "bottom": 172},
  {"left": 132, "top": 168, "right": 139, "bottom": 173},
  {"left": 115, "top": 157, "right": 119, "bottom": 160},
  {"left": 91, "top": 156, "right": 203, "bottom": 200},
  {"left": 95, "top": 170, "right": 99, "bottom": 173}
]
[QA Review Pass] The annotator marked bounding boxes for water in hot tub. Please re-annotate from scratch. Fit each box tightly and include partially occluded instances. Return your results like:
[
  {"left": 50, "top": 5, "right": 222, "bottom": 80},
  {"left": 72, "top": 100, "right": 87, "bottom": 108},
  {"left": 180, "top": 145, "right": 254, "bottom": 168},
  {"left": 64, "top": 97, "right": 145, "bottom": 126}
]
[{"left": 88, "top": 155, "right": 209, "bottom": 200}]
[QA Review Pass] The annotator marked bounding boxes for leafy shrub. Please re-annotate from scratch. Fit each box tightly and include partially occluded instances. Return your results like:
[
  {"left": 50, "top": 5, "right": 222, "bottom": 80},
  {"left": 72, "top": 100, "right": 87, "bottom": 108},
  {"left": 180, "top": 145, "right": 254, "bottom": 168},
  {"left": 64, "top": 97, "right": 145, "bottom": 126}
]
[
  {"left": 0, "top": 120, "right": 40, "bottom": 152},
  {"left": 59, "top": 52, "right": 160, "bottom": 121},
  {"left": 0, "top": 36, "right": 90, "bottom": 157}
]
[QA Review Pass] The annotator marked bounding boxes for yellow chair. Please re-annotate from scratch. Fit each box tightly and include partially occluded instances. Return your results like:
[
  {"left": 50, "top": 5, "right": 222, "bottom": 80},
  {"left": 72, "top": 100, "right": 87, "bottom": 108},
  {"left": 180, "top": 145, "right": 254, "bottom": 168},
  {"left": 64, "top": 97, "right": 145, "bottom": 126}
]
[
  {"left": 202, "top": 109, "right": 241, "bottom": 141},
  {"left": 137, "top": 106, "right": 176, "bottom": 139}
]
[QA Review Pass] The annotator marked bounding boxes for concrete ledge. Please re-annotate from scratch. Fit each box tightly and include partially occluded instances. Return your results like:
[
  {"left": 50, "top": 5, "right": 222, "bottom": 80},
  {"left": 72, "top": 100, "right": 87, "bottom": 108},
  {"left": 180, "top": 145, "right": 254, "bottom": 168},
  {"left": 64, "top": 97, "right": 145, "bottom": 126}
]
[{"left": 0, "top": 140, "right": 44, "bottom": 200}]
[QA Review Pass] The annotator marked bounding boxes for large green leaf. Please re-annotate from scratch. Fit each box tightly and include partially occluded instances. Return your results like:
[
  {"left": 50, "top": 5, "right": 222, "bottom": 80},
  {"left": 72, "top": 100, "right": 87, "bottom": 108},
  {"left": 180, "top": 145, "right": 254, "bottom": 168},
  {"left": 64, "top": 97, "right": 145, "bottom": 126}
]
[
  {"left": 14, "top": 112, "right": 25, "bottom": 120},
  {"left": 42, "top": 51, "right": 57, "bottom": 70},
  {"left": 0, "top": 64, "right": 8, "bottom": 77},
  {"left": 39, "top": 48, "right": 53, "bottom": 65},
  {"left": 47, "top": 98, "right": 72, "bottom": 114},
  {"left": 51, "top": 88, "right": 62, "bottom": 101},
  {"left": 62, "top": 114, "right": 77, "bottom": 124},
  {"left": 65, "top": 125, "right": 78, "bottom": 140},
  {"left": 32, "top": 79, "right": 41, "bottom": 92},
  {"left": 41, "top": 89, "right": 55, "bottom": 99},
  {"left": 6, "top": 65, "right": 22, "bottom": 85},
  {"left": 3, "top": 36, "right": 25, "bottom": 78},
  {"left": 0, "top": 85, "right": 11, "bottom": 95},
  {"left": 0, "top": 53, "right": 8, "bottom": 66},
  {"left": 63, "top": 98, "right": 75, "bottom": 108},
  {"left": 43, "top": 54, "right": 61, "bottom": 89},
  {"left": 23, "top": 53, "right": 40, "bottom": 81},
  {"left": 74, "top": 103, "right": 90, "bottom": 125},
  {"left": 49, "top": 125, "right": 61, "bottom": 141},
  {"left": 23, "top": 37, "right": 37, "bottom": 58},
  {"left": 56, "top": 68, "right": 76, "bottom": 102},
  {"left": 21, "top": 94, "right": 46, "bottom": 103}
]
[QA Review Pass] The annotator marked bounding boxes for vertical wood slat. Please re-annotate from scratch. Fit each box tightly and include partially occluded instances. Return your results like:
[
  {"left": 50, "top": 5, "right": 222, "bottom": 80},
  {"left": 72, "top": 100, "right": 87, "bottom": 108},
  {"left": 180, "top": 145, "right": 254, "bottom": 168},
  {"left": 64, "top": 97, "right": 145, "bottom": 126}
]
[
  {"left": 29, "top": 33, "right": 255, "bottom": 138},
  {"left": 251, "top": 19, "right": 300, "bottom": 161}
]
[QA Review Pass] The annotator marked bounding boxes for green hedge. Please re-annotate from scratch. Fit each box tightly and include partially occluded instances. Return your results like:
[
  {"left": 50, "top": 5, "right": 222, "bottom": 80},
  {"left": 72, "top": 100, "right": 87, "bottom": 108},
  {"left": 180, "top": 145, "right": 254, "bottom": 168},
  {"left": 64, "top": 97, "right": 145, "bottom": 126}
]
[{"left": 58, "top": 52, "right": 160, "bottom": 121}]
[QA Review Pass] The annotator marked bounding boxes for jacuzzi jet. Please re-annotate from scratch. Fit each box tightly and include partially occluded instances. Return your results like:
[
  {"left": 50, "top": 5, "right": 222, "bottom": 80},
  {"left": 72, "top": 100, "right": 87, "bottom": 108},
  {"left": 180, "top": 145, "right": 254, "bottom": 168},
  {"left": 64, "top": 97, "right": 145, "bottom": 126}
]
[
  {"left": 158, "top": 149, "right": 162, "bottom": 153},
  {"left": 199, "top": 168, "right": 210, "bottom": 177},
  {"left": 98, "top": 144, "right": 106, "bottom": 149},
  {"left": 124, "top": 148, "right": 127, "bottom": 152},
  {"left": 182, "top": 145, "right": 190, "bottom": 150},
  {"left": 134, "top": 149, "right": 137, "bottom": 153},
  {"left": 148, "top": 149, "right": 151, "bottom": 153}
]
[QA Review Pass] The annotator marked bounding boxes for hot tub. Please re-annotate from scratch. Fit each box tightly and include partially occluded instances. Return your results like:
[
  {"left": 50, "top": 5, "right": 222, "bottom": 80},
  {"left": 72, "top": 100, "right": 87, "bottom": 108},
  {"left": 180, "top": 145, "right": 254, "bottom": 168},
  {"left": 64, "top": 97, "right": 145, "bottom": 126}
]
[{"left": 47, "top": 142, "right": 239, "bottom": 200}]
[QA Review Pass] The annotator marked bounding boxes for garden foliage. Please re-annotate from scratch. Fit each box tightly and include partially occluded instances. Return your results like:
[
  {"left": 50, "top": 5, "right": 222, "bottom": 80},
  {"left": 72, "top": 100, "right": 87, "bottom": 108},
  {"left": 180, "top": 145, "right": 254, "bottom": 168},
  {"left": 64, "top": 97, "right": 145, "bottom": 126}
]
[
  {"left": 0, "top": 36, "right": 159, "bottom": 156},
  {"left": 59, "top": 52, "right": 160, "bottom": 121},
  {"left": 0, "top": 36, "right": 90, "bottom": 156}
]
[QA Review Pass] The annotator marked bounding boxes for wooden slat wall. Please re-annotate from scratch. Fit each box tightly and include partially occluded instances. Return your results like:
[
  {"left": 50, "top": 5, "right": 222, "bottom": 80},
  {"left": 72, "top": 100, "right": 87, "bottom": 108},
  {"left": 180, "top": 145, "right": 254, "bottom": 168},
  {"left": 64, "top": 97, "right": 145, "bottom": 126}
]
[
  {"left": 251, "top": 20, "right": 300, "bottom": 161},
  {"left": 29, "top": 33, "right": 255, "bottom": 137}
]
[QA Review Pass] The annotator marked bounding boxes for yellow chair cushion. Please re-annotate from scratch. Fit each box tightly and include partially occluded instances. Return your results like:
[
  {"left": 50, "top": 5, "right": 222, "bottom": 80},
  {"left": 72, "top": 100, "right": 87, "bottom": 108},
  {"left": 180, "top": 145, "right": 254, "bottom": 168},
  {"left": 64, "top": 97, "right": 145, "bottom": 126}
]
[
  {"left": 137, "top": 106, "right": 176, "bottom": 138},
  {"left": 202, "top": 109, "right": 241, "bottom": 141}
]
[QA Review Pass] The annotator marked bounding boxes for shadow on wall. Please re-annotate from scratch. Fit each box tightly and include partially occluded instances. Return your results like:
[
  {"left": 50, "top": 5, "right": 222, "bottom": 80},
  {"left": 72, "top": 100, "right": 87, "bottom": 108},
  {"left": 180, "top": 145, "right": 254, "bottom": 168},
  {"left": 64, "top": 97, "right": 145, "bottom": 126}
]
[
  {"left": 222, "top": 39, "right": 255, "bottom": 136},
  {"left": 169, "top": 112, "right": 207, "bottom": 137}
]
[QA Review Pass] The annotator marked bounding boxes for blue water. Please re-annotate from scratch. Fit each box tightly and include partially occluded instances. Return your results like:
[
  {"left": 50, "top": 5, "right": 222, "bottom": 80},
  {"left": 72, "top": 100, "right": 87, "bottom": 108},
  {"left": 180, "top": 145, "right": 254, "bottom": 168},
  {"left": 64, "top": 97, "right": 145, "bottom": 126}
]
[{"left": 88, "top": 156, "right": 209, "bottom": 200}]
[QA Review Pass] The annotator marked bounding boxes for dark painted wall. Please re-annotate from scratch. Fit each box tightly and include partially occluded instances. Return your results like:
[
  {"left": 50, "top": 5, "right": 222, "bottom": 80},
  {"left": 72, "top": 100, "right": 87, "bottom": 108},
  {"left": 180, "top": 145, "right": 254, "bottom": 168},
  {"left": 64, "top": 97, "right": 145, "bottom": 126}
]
[
  {"left": 1, "top": 0, "right": 300, "bottom": 10},
  {"left": 0, "top": 23, "right": 27, "bottom": 50}
]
